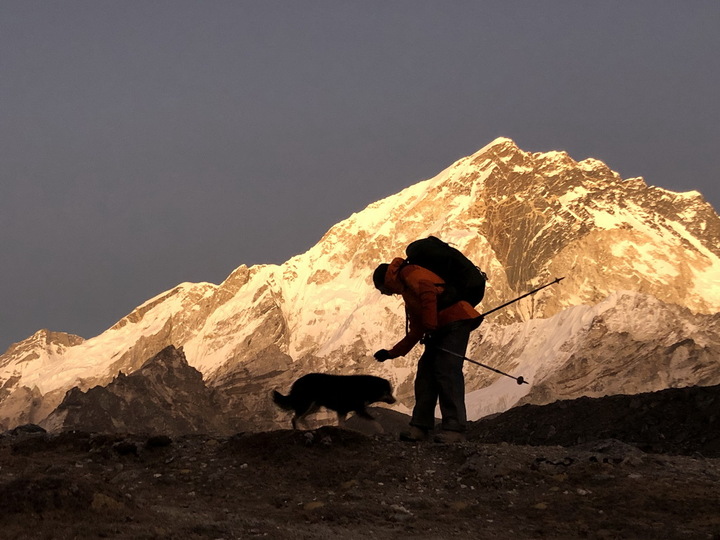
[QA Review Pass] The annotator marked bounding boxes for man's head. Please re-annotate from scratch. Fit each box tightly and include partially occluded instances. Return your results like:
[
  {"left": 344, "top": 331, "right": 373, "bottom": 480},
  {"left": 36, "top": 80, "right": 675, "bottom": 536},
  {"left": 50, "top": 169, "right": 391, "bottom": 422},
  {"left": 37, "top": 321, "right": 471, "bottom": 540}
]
[{"left": 373, "top": 263, "right": 392, "bottom": 295}]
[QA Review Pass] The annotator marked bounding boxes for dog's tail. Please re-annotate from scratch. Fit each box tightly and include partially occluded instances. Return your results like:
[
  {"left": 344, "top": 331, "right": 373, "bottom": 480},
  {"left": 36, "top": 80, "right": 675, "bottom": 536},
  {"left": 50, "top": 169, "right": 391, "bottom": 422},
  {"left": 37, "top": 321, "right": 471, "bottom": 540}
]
[{"left": 272, "top": 390, "right": 293, "bottom": 410}]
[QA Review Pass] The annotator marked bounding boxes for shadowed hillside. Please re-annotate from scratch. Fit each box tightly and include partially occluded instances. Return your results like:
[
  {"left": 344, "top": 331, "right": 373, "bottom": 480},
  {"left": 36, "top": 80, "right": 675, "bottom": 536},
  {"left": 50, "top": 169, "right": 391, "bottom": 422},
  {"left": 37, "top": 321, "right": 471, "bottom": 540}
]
[{"left": 2, "top": 383, "right": 719, "bottom": 539}]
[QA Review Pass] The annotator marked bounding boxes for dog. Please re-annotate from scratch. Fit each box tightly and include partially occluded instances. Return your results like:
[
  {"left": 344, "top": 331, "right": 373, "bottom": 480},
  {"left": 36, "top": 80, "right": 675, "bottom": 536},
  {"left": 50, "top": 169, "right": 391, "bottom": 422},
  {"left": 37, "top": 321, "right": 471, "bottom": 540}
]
[{"left": 272, "top": 373, "right": 396, "bottom": 431}]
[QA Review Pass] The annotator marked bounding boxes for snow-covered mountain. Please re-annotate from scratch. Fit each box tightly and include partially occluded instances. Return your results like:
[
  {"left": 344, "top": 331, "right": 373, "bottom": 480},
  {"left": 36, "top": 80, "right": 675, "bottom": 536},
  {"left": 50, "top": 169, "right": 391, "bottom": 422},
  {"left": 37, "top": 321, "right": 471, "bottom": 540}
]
[
  {"left": 465, "top": 291, "right": 720, "bottom": 419},
  {"left": 2, "top": 137, "right": 719, "bottom": 432}
]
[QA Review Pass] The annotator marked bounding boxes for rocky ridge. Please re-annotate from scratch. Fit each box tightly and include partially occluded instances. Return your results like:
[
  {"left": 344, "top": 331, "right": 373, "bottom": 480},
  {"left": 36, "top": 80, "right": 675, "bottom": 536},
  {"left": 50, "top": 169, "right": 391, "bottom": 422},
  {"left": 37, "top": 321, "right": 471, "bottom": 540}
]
[{"left": 42, "top": 346, "right": 232, "bottom": 435}]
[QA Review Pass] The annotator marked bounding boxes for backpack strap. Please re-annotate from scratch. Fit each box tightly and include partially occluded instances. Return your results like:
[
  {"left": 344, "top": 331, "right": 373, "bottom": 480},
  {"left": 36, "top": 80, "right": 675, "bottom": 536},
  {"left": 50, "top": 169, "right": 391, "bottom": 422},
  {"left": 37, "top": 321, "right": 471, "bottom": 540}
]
[
  {"left": 397, "top": 259, "right": 445, "bottom": 289},
  {"left": 397, "top": 260, "right": 411, "bottom": 335}
]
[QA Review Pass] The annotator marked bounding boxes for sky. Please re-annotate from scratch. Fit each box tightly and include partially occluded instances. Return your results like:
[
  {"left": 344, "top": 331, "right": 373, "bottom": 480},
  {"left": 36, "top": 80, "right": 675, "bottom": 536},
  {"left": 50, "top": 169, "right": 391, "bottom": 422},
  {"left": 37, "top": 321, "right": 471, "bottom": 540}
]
[{"left": 1, "top": 1, "right": 718, "bottom": 352}]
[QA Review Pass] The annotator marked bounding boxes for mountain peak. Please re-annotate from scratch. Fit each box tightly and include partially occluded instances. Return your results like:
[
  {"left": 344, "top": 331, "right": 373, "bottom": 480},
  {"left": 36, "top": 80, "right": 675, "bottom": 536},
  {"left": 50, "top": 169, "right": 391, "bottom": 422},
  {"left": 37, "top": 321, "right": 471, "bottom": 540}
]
[
  {"left": 475, "top": 136, "right": 518, "bottom": 155},
  {"left": 1, "top": 329, "right": 84, "bottom": 365}
]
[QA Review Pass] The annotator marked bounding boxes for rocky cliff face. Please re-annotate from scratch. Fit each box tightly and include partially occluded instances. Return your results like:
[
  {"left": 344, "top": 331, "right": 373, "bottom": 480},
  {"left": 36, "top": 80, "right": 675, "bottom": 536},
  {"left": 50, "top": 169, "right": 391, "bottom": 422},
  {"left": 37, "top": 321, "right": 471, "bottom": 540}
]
[
  {"left": 41, "top": 345, "right": 230, "bottom": 435},
  {"left": 2, "top": 137, "right": 719, "bottom": 432}
]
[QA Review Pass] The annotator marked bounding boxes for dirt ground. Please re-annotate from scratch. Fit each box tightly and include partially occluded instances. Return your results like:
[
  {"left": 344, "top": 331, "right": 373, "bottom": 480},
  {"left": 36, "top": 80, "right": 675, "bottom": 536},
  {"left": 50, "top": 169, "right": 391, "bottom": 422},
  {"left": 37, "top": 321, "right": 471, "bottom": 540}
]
[{"left": 1, "top": 422, "right": 719, "bottom": 540}]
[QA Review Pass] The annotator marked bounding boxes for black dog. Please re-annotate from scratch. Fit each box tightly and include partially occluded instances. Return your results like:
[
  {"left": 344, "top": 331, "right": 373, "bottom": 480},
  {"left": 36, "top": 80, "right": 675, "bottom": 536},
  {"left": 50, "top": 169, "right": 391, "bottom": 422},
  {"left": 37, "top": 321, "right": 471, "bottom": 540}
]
[{"left": 272, "top": 373, "right": 396, "bottom": 430}]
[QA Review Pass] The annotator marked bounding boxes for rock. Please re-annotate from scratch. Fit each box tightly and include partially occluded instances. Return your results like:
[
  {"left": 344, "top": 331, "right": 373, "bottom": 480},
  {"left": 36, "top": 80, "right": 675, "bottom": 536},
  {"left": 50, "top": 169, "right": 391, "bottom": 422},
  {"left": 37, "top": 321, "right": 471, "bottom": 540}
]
[
  {"left": 10, "top": 424, "right": 47, "bottom": 436},
  {"left": 112, "top": 441, "right": 138, "bottom": 456},
  {"left": 145, "top": 435, "right": 172, "bottom": 449},
  {"left": 91, "top": 493, "right": 126, "bottom": 513}
]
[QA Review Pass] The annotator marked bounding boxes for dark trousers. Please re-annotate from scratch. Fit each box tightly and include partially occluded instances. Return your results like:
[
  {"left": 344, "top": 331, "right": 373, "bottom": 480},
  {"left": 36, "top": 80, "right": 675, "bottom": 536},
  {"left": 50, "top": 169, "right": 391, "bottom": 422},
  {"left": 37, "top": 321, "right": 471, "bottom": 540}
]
[{"left": 410, "top": 319, "right": 474, "bottom": 433}]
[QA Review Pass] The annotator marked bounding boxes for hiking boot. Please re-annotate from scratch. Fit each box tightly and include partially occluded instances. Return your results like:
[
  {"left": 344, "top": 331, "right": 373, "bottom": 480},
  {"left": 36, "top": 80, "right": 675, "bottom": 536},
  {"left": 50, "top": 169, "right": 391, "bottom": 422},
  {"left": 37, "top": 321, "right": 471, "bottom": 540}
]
[
  {"left": 399, "top": 426, "right": 429, "bottom": 442},
  {"left": 433, "top": 430, "right": 466, "bottom": 443}
]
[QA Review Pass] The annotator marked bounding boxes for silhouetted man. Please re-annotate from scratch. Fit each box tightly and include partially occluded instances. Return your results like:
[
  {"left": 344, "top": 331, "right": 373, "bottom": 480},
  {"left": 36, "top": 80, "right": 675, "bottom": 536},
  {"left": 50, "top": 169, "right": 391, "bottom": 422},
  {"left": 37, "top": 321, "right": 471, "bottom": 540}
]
[{"left": 372, "top": 258, "right": 481, "bottom": 443}]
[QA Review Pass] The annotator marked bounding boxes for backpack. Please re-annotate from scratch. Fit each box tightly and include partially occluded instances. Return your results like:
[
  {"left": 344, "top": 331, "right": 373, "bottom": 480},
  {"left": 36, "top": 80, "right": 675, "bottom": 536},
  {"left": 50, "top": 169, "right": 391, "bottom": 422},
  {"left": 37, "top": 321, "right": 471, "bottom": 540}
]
[{"left": 404, "top": 236, "right": 487, "bottom": 308}]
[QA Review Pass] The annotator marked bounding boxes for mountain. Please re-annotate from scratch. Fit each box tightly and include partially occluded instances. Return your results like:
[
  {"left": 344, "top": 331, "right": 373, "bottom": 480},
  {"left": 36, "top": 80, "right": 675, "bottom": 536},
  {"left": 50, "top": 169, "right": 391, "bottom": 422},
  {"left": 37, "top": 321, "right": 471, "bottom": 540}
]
[
  {"left": 41, "top": 345, "right": 232, "bottom": 435},
  {"left": 1, "top": 137, "right": 719, "bottom": 432},
  {"left": 464, "top": 290, "right": 720, "bottom": 419}
]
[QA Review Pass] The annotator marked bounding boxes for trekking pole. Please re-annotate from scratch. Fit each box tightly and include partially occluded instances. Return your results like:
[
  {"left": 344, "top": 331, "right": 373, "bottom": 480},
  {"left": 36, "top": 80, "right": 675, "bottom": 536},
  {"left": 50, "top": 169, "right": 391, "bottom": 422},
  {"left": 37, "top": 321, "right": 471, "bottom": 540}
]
[
  {"left": 480, "top": 276, "right": 565, "bottom": 318},
  {"left": 435, "top": 346, "right": 529, "bottom": 385},
  {"left": 429, "top": 277, "right": 565, "bottom": 385}
]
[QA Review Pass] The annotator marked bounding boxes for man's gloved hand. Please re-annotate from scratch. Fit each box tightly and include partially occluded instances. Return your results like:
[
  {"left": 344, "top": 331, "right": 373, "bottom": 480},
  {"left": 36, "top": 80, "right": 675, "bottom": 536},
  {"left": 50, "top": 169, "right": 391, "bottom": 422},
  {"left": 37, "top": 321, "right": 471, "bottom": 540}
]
[
  {"left": 373, "top": 349, "right": 391, "bottom": 362},
  {"left": 420, "top": 331, "right": 435, "bottom": 345}
]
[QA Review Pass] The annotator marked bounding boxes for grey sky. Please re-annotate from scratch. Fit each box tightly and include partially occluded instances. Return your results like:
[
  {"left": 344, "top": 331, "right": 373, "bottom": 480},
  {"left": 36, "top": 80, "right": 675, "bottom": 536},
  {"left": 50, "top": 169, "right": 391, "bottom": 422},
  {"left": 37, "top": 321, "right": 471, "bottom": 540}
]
[{"left": 2, "top": 1, "right": 718, "bottom": 352}]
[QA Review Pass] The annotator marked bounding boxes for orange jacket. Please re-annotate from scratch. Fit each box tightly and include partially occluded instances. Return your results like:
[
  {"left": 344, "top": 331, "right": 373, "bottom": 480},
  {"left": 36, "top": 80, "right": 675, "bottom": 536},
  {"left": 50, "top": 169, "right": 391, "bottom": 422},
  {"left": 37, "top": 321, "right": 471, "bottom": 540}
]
[{"left": 382, "top": 257, "right": 480, "bottom": 358}]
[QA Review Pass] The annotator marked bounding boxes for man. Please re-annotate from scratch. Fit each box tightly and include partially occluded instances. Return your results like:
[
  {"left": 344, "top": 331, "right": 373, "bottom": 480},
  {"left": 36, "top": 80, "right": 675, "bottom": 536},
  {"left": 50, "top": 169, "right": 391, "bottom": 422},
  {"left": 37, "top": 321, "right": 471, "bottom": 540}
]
[{"left": 372, "top": 257, "right": 482, "bottom": 443}]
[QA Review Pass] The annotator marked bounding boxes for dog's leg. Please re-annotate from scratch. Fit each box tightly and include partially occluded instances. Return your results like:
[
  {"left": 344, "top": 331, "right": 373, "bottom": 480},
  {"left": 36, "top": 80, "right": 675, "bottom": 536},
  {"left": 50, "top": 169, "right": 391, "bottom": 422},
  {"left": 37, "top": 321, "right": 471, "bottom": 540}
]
[
  {"left": 294, "top": 402, "right": 320, "bottom": 430},
  {"left": 355, "top": 406, "right": 384, "bottom": 434}
]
